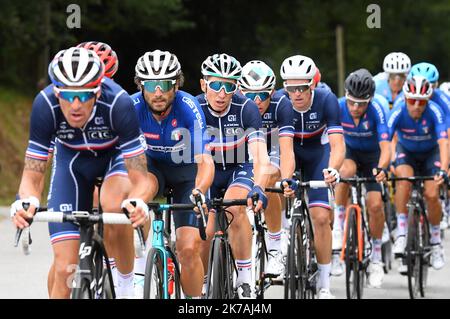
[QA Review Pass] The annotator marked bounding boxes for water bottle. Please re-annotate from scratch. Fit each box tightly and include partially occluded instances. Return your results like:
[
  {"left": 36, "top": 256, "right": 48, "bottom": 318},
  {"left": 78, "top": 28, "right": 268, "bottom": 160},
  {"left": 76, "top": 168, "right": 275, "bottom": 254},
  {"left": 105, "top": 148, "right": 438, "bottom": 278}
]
[{"left": 167, "top": 257, "right": 175, "bottom": 295}]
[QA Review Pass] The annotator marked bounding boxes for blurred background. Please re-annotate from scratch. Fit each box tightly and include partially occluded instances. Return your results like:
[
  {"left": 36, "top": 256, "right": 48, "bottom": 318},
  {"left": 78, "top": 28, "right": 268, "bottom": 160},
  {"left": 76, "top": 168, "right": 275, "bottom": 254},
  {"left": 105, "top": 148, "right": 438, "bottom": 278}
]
[{"left": 0, "top": 0, "right": 449, "bottom": 203}]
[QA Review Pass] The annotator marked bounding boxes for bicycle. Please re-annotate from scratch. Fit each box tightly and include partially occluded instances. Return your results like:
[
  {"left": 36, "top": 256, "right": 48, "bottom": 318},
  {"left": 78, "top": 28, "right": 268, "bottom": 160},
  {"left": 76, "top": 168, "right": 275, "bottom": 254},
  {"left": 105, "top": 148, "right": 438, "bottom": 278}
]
[
  {"left": 14, "top": 207, "right": 143, "bottom": 299},
  {"left": 266, "top": 176, "right": 329, "bottom": 299},
  {"left": 339, "top": 177, "right": 378, "bottom": 299},
  {"left": 204, "top": 196, "right": 250, "bottom": 299},
  {"left": 389, "top": 176, "right": 435, "bottom": 299},
  {"left": 142, "top": 187, "right": 208, "bottom": 299}
]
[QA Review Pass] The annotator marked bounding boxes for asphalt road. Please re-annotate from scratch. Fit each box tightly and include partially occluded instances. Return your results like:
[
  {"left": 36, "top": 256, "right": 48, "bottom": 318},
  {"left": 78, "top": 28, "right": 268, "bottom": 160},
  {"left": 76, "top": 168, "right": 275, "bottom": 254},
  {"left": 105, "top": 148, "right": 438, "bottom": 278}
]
[{"left": 1, "top": 207, "right": 449, "bottom": 299}]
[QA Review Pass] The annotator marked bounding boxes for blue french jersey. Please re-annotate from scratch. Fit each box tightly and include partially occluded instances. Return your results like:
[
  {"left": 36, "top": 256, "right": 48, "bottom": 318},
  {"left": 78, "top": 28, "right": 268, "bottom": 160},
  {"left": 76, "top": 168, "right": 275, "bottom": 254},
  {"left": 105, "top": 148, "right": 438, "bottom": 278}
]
[
  {"left": 260, "top": 94, "right": 294, "bottom": 152},
  {"left": 388, "top": 100, "right": 448, "bottom": 153},
  {"left": 197, "top": 93, "right": 265, "bottom": 169},
  {"left": 26, "top": 77, "right": 146, "bottom": 161},
  {"left": 132, "top": 90, "right": 207, "bottom": 166},
  {"left": 338, "top": 95, "right": 390, "bottom": 152},
  {"left": 274, "top": 88, "right": 343, "bottom": 153}
]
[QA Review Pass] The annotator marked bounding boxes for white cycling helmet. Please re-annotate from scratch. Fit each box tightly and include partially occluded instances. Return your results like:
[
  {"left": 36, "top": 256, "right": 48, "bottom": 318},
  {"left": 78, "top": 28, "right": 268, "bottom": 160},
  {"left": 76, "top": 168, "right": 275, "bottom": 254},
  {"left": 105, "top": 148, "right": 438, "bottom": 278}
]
[
  {"left": 135, "top": 50, "right": 181, "bottom": 80},
  {"left": 201, "top": 53, "right": 242, "bottom": 80},
  {"left": 439, "top": 82, "right": 450, "bottom": 96},
  {"left": 403, "top": 75, "right": 433, "bottom": 100},
  {"left": 238, "top": 60, "right": 276, "bottom": 91},
  {"left": 48, "top": 47, "right": 105, "bottom": 88},
  {"left": 383, "top": 52, "right": 411, "bottom": 74},
  {"left": 280, "top": 55, "right": 316, "bottom": 80}
]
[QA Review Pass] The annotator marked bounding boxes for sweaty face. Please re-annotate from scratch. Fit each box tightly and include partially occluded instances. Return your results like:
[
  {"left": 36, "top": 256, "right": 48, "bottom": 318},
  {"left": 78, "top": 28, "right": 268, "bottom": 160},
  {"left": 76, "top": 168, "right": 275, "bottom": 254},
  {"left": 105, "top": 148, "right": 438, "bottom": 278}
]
[
  {"left": 346, "top": 96, "right": 370, "bottom": 120},
  {"left": 143, "top": 85, "right": 177, "bottom": 115},
  {"left": 285, "top": 79, "right": 313, "bottom": 110},
  {"left": 57, "top": 87, "right": 100, "bottom": 128},
  {"left": 241, "top": 90, "right": 273, "bottom": 115},
  {"left": 388, "top": 73, "right": 407, "bottom": 93},
  {"left": 201, "top": 76, "right": 236, "bottom": 114},
  {"left": 406, "top": 99, "right": 427, "bottom": 120}
]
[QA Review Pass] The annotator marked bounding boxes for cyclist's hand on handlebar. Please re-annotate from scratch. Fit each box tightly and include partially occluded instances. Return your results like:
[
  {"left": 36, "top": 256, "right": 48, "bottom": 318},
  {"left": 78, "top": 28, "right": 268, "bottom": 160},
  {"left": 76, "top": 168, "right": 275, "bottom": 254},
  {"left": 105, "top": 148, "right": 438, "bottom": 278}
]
[
  {"left": 121, "top": 198, "right": 149, "bottom": 228},
  {"left": 435, "top": 169, "right": 448, "bottom": 186},
  {"left": 190, "top": 188, "right": 208, "bottom": 217},
  {"left": 10, "top": 196, "right": 39, "bottom": 229},
  {"left": 247, "top": 185, "right": 267, "bottom": 213},
  {"left": 281, "top": 178, "right": 297, "bottom": 198},
  {"left": 323, "top": 167, "right": 340, "bottom": 186},
  {"left": 373, "top": 167, "right": 388, "bottom": 183}
]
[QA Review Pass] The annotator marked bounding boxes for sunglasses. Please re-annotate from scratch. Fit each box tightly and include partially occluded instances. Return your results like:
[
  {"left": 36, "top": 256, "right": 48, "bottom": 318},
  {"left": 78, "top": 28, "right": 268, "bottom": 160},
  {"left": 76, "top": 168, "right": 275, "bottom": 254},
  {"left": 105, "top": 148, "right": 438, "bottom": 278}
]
[
  {"left": 345, "top": 93, "right": 371, "bottom": 107},
  {"left": 54, "top": 87, "right": 100, "bottom": 103},
  {"left": 283, "top": 80, "right": 313, "bottom": 93},
  {"left": 141, "top": 80, "right": 177, "bottom": 93},
  {"left": 243, "top": 91, "right": 271, "bottom": 102},
  {"left": 205, "top": 80, "right": 237, "bottom": 94},
  {"left": 406, "top": 98, "right": 427, "bottom": 106}
]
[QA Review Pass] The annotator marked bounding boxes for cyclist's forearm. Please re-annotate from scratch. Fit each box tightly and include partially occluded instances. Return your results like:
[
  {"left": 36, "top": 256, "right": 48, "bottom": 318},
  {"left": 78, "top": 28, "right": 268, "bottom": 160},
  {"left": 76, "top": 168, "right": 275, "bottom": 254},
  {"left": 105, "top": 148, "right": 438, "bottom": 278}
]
[
  {"left": 194, "top": 154, "right": 214, "bottom": 194},
  {"left": 377, "top": 141, "right": 391, "bottom": 169},
  {"left": 328, "top": 134, "right": 345, "bottom": 170},
  {"left": 279, "top": 137, "right": 295, "bottom": 180},
  {"left": 250, "top": 142, "right": 271, "bottom": 188},
  {"left": 438, "top": 138, "right": 449, "bottom": 171},
  {"left": 125, "top": 154, "right": 152, "bottom": 200},
  {"left": 18, "top": 157, "right": 46, "bottom": 199}
]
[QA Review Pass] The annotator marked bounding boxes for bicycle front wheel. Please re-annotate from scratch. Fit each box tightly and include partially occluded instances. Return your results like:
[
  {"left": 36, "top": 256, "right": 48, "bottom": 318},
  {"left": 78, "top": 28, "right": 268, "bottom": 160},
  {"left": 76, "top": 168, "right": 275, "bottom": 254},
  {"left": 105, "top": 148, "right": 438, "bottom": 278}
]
[
  {"left": 208, "top": 238, "right": 233, "bottom": 299},
  {"left": 285, "top": 217, "right": 307, "bottom": 299},
  {"left": 406, "top": 207, "right": 420, "bottom": 299},
  {"left": 344, "top": 209, "right": 360, "bottom": 299},
  {"left": 143, "top": 248, "right": 165, "bottom": 299}
]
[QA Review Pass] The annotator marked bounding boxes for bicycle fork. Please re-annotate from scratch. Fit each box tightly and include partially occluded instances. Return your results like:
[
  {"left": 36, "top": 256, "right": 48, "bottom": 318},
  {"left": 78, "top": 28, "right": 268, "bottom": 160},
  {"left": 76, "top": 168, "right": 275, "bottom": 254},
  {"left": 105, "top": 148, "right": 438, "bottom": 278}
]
[{"left": 151, "top": 218, "right": 170, "bottom": 299}]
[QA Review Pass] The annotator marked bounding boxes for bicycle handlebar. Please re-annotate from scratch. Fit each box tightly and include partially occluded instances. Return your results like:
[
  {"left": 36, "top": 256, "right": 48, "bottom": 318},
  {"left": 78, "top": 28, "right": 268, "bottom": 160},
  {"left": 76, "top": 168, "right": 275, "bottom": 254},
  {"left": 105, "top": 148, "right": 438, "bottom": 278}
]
[
  {"left": 14, "top": 209, "right": 139, "bottom": 256},
  {"left": 266, "top": 180, "right": 329, "bottom": 193}
]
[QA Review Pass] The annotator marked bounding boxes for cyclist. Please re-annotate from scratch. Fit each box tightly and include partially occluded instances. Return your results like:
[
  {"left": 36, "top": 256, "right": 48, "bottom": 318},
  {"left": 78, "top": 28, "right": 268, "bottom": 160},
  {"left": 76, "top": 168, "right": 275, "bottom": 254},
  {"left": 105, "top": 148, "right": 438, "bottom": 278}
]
[
  {"left": 197, "top": 53, "right": 271, "bottom": 299},
  {"left": 375, "top": 52, "right": 411, "bottom": 110},
  {"left": 132, "top": 50, "right": 214, "bottom": 299},
  {"left": 333, "top": 69, "right": 390, "bottom": 288},
  {"left": 238, "top": 60, "right": 295, "bottom": 278},
  {"left": 388, "top": 75, "right": 448, "bottom": 271},
  {"left": 10, "top": 47, "right": 152, "bottom": 298},
  {"left": 277, "top": 54, "right": 345, "bottom": 299},
  {"left": 408, "top": 63, "right": 450, "bottom": 229},
  {"left": 75, "top": 41, "right": 121, "bottom": 284}
]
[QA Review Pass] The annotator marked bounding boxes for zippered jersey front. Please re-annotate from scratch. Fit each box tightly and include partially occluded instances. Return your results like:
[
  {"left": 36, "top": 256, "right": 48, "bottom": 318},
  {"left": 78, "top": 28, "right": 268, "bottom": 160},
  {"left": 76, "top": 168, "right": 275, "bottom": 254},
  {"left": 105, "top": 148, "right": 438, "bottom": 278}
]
[
  {"left": 388, "top": 100, "right": 447, "bottom": 153},
  {"left": 132, "top": 90, "right": 208, "bottom": 166},
  {"left": 259, "top": 94, "right": 294, "bottom": 153},
  {"left": 338, "top": 95, "right": 390, "bottom": 152},
  {"left": 197, "top": 93, "right": 265, "bottom": 169},
  {"left": 274, "top": 88, "right": 343, "bottom": 155}
]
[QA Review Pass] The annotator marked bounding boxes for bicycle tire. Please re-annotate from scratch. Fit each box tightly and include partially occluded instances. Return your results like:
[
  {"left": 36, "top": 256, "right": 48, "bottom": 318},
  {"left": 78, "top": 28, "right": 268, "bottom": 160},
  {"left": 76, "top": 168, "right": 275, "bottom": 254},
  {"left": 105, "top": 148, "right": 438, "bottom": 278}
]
[
  {"left": 255, "top": 232, "right": 266, "bottom": 299},
  {"left": 345, "top": 209, "right": 359, "bottom": 299},
  {"left": 406, "top": 206, "right": 420, "bottom": 299},
  {"left": 210, "top": 239, "right": 227, "bottom": 299},
  {"left": 143, "top": 248, "right": 165, "bottom": 299},
  {"left": 288, "top": 217, "right": 307, "bottom": 299},
  {"left": 71, "top": 278, "right": 92, "bottom": 299},
  {"left": 167, "top": 248, "right": 182, "bottom": 299},
  {"left": 419, "top": 214, "right": 430, "bottom": 297}
]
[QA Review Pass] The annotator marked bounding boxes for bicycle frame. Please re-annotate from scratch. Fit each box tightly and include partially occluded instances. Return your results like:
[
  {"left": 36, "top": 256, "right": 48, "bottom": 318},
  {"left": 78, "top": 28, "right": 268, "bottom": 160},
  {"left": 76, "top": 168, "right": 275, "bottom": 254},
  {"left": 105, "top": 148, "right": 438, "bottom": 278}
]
[{"left": 340, "top": 180, "right": 370, "bottom": 263}]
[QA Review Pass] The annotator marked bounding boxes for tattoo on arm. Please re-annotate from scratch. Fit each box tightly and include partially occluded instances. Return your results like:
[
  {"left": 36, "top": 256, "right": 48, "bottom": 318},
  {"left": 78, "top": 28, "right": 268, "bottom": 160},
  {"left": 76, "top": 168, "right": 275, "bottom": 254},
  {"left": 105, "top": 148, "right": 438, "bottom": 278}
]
[
  {"left": 24, "top": 157, "right": 47, "bottom": 173},
  {"left": 124, "top": 154, "right": 148, "bottom": 174}
]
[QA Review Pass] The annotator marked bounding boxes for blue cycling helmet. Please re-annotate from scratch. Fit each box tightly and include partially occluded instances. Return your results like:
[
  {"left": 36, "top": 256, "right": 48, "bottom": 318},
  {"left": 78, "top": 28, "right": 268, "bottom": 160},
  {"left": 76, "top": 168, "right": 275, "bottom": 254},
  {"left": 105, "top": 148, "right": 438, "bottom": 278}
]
[{"left": 409, "top": 62, "right": 439, "bottom": 84}]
